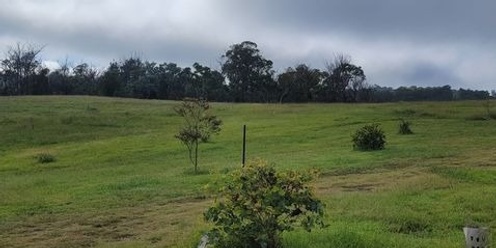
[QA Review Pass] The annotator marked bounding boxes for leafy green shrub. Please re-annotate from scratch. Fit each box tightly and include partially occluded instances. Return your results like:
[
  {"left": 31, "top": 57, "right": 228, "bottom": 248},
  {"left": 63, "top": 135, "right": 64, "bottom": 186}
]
[
  {"left": 204, "top": 160, "right": 325, "bottom": 248},
  {"left": 36, "top": 152, "right": 56, "bottom": 164},
  {"left": 398, "top": 119, "right": 413, "bottom": 135},
  {"left": 352, "top": 124, "right": 386, "bottom": 151}
]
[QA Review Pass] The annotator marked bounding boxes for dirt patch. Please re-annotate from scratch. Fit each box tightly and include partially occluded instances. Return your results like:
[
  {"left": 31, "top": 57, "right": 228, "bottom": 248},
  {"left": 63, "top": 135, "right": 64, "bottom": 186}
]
[
  {"left": 339, "top": 183, "right": 382, "bottom": 192},
  {"left": 314, "top": 166, "right": 432, "bottom": 196},
  {"left": 0, "top": 199, "right": 212, "bottom": 248}
]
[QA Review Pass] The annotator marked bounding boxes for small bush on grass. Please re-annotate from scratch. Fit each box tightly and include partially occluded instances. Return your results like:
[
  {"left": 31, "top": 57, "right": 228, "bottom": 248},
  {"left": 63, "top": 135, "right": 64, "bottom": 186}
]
[
  {"left": 36, "top": 152, "right": 56, "bottom": 164},
  {"left": 352, "top": 124, "right": 386, "bottom": 151},
  {"left": 204, "top": 160, "right": 325, "bottom": 248},
  {"left": 398, "top": 119, "right": 413, "bottom": 135}
]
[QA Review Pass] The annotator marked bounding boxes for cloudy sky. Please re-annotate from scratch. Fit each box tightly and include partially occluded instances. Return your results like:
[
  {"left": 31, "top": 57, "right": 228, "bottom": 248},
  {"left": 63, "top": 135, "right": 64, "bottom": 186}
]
[{"left": 1, "top": 0, "right": 495, "bottom": 90}]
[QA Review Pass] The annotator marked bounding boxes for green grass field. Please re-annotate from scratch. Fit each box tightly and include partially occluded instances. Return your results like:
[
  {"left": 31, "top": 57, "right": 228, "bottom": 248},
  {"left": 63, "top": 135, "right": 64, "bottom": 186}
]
[{"left": 1, "top": 96, "right": 495, "bottom": 247}]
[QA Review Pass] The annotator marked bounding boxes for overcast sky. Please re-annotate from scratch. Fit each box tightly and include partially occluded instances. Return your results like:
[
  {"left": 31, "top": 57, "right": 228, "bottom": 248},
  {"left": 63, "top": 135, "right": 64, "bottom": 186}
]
[{"left": 1, "top": 0, "right": 495, "bottom": 90}]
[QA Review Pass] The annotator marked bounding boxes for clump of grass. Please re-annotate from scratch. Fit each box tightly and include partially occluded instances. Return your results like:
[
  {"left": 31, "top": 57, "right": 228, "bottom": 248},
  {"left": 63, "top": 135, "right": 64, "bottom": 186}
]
[
  {"left": 389, "top": 218, "right": 432, "bottom": 235},
  {"left": 326, "top": 229, "right": 384, "bottom": 248},
  {"left": 465, "top": 113, "right": 496, "bottom": 121},
  {"left": 35, "top": 152, "right": 56, "bottom": 164},
  {"left": 60, "top": 116, "right": 74, "bottom": 125},
  {"left": 283, "top": 228, "right": 386, "bottom": 248},
  {"left": 398, "top": 119, "right": 413, "bottom": 135},
  {"left": 483, "top": 99, "right": 494, "bottom": 119},
  {"left": 0, "top": 117, "right": 16, "bottom": 124},
  {"left": 466, "top": 100, "right": 496, "bottom": 120},
  {"left": 86, "top": 105, "right": 98, "bottom": 112},
  {"left": 352, "top": 124, "right": 386, "bottom": 151},
  {"left": 394, "top": 109, "right": 416, "bottom": 116}
]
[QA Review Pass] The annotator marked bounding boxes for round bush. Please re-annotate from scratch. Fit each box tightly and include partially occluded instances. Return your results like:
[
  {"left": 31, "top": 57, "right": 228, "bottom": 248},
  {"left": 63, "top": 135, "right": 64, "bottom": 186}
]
[{"left": 352, "top": 124, "right": 386, "bottom": 151}]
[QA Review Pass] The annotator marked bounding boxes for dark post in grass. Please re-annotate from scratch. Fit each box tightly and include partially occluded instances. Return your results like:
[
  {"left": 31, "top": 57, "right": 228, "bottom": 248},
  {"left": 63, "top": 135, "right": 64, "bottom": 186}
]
[{"left": 242, "top": 124, "right": 246, "bottom": 167}]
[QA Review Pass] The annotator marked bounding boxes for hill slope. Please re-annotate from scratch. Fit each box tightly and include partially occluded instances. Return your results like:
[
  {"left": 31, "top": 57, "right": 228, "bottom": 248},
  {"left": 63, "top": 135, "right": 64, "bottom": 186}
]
[{"left": 1, "top": 96, "right": 495, "bottom": 247}]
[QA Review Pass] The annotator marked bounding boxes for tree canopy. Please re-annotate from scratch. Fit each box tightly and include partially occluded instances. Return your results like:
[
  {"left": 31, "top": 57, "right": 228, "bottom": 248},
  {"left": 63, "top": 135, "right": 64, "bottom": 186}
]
[
  {"left": 221, "top": 41, "right": 275, "bottom": 102},
  {"left": 0, "top": 41, "right": 492, "bottom": 102}
]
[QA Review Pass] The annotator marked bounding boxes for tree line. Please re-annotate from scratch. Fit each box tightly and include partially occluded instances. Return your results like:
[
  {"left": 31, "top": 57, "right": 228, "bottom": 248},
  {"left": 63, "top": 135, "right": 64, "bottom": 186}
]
[{"left": 1, "top": 41, "right": 493, "bottom": 102}]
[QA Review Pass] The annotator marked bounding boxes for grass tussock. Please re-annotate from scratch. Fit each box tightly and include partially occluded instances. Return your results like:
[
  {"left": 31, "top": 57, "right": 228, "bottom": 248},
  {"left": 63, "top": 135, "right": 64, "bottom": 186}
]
[{"left": 35, "top": 152, "right": 56, "bottom": 164}]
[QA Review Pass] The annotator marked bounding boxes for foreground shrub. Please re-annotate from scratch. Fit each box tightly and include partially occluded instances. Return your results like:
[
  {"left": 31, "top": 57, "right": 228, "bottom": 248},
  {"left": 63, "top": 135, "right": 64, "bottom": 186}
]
[
  {"left": 352, "top": 124, "right": 386, "bottom": 150},
  {"left": 204, "top": 160, "right": 325, "bottom": 248},
  {"left": 398, "top": 119, "right": 413, "bottom": 135},
  {"left": 36, "top": 152, "right": 56, "bottom": 164}
]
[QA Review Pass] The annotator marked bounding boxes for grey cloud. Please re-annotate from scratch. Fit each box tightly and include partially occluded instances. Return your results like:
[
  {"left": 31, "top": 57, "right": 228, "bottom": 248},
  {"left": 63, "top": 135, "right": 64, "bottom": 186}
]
[
  {"left": 0, "top": 3, "right": 224, "bottom": 68},
  {"left": 0, "top": 0, "right": 495, "bottom": 90},
  {"left": 219, "top": 0, "right": 496, "bottom": 43},
  {"left": 403, "top": 62, "right": 461, "bottom": 87}
]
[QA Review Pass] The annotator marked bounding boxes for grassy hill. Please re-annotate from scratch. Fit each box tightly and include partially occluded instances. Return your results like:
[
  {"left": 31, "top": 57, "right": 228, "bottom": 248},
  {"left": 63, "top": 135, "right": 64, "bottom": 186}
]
[{"left": 1, "top": 96, "right": 495, "bottom": 247}]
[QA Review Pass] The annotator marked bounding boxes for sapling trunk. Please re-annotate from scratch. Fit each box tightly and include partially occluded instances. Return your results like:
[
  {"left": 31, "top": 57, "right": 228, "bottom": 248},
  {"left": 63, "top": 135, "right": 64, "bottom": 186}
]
[{"left": 195, "top": 139, "right": 199, "bottom": 173}]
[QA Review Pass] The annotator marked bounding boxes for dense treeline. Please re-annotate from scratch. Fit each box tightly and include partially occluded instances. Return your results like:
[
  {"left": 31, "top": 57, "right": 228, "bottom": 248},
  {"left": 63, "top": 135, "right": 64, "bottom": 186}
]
[{"left": 0, "top": 41, "right": 493, "bottom": 102}]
